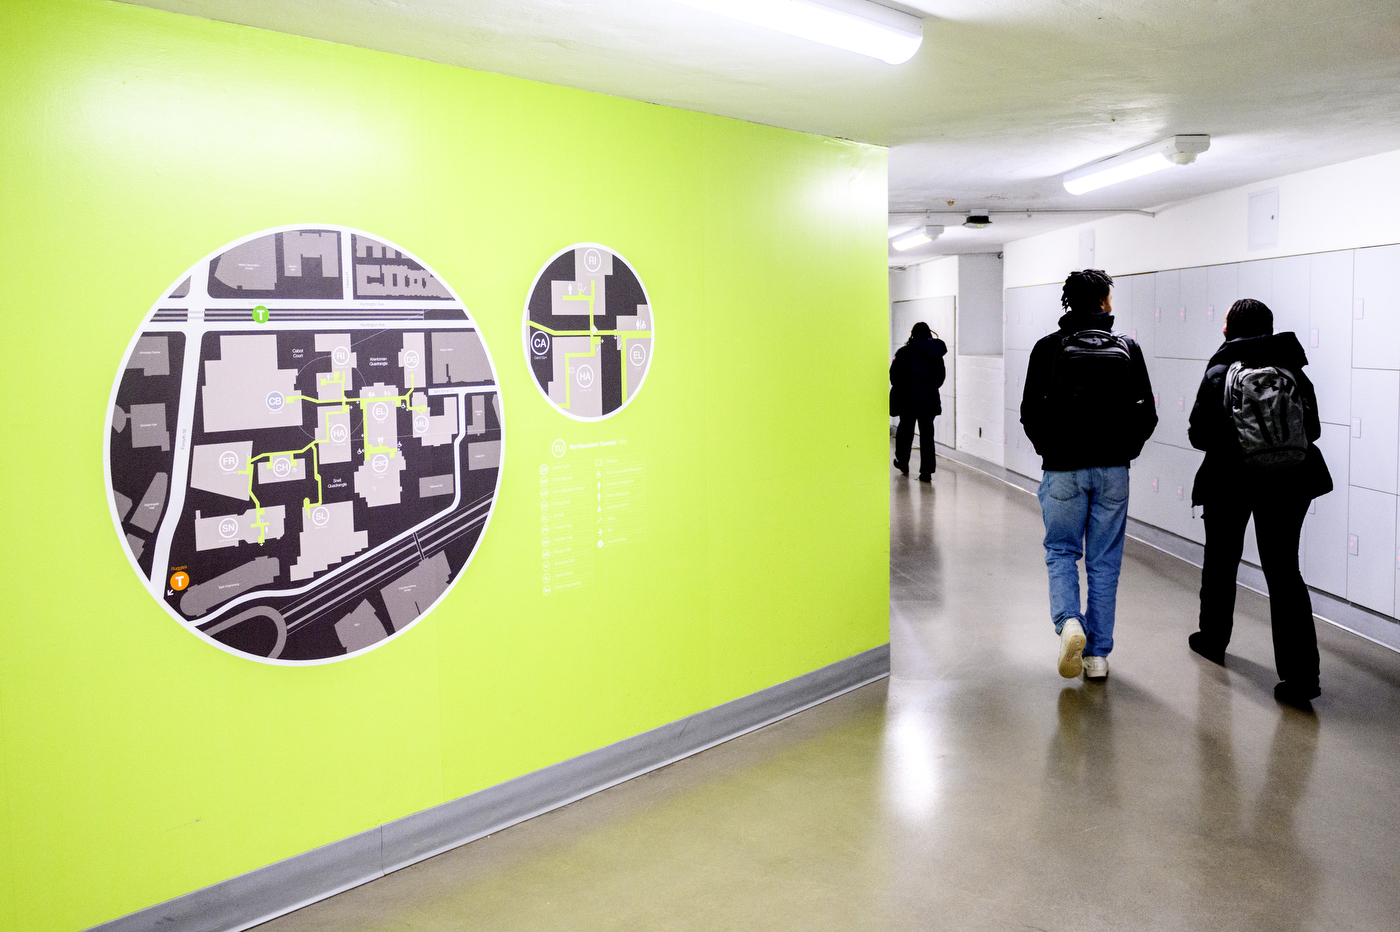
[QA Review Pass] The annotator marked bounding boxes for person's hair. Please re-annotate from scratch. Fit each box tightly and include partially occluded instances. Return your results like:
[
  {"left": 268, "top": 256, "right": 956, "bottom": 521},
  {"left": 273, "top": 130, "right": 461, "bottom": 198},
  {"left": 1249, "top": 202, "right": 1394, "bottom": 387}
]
[
  {"left": 1061, "top": 269, "right": 1114, "bottom": 314},
  {"left": 908, "top": 321, "right": 933, "bottom": 343},
  {"left": 1225, "top": 298, "right": 1274, "bottom": 339}
]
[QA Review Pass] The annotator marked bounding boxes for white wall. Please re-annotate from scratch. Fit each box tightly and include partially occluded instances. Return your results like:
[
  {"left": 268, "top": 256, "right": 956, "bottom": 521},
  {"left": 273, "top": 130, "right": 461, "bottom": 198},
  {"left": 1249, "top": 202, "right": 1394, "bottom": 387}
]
[
  {"left": 1004, "top": 148, "right": 1400, "bottom": 288},
  {"left": 889, "top": 254, "right": 1006, "bottom": 463},
  {"left": 999, "top": 146, "right": 1400, "bottom": 621},
  {"left": 956, "top": 253, "right": 1005, "bottom": 355},
  {"left": 956, "top": 355, "right": 1004, "bottom": 465}
]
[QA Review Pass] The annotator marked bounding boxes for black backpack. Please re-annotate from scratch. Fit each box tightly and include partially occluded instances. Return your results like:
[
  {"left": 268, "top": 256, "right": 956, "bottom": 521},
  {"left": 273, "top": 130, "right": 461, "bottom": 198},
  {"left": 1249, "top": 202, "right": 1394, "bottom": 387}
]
[
  {"left": 1223, "top": 362, "right": 1309, "bottom": 470},
  {"left": 1051, "top": 330, "right": 1133, "bottom": 407}
]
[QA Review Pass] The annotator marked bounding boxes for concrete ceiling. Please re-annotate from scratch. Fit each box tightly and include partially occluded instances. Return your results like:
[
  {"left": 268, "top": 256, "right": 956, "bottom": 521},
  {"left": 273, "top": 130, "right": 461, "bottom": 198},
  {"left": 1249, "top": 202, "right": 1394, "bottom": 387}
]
[{"left": 121, "top": 1, "right": 1400, "bottom": 261}]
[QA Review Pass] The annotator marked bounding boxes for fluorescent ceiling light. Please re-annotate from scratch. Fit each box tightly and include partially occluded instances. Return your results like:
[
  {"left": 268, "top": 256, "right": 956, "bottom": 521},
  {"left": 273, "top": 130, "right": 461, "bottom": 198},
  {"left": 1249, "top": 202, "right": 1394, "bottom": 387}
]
[
  {"left": 1063, "top": 135, "right": 1211, "bottom": 195},
  {"left": 892, "top": 225, "right": 942, "bottom": 250},
  {"left": 670, "top": 0, "right": 924, "bottom": 64}
]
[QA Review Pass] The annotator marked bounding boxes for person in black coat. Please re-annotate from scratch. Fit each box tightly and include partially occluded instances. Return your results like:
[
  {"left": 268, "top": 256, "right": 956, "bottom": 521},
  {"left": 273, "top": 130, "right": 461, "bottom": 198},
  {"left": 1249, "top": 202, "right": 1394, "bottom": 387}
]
[
  {"left": 1187, "top": 298, "right": 1333, "bottom": 706},
  {"left": 890, "top": 322, "right": 947, "bottom": 481}
]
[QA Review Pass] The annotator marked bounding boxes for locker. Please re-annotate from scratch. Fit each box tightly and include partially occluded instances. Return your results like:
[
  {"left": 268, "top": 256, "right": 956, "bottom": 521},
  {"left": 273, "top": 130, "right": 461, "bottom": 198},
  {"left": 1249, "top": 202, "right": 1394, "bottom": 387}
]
[
  {"left": 1303, "top": 422, "right": 1350, "bottom": 598},
  {"left": 1352, "top": 244, "right": 1400, "bottom": 371},
  {"left": 1308, "top": 250, "right": 1355, "bottom": 426},
  {"left": 1348, "top": 368, "right": 1399, "bottom": 494},
  {"left": 1196, "top": 263, "right": 1237, "bottom": 360},
  {"left": 1111, "top": 272, "right": 1136, "bottom": 343},
  {"left": 1170, "top": 264, "right": 1204, "bottom": 358},
  {"left": 1140, "top": 353, "right": 1165, "bottom": 436},
  {"left": 1237, "top": 258, "right": 1273, "bottom": 308},
  {"left": 1270, "top": 255, "right": 1311, "bottom": 343},
  {"left": 1162, "top": 443, "right": 1206, "bottom": 544},
  {"left": 1178, "top": 266, "right": 1210, "bottom": 359},
  {"left": 1154, "top": 269, "right": 1182, "bottom": 358},
  {"left": 1155, "top": 358, "right": 1200, "bottom": 452},
  {"left": 1034, "top": 283, "right": 1061, "bottom": 342},
  {"left": 1004, "top": 349, "right": 1030, "bottom": 410},
  {"left": 1346, "top": 487, "right": 1397, "bottom": 616},
  {"left": 1128, "top": 441, "right": 1164, "bottom": 526},
  {"left": 1130, "top": 272, "right": 1157, "bottom": 359},
  {"left": 1003, "top": 287, "right": 1030, "bottom": 351}
]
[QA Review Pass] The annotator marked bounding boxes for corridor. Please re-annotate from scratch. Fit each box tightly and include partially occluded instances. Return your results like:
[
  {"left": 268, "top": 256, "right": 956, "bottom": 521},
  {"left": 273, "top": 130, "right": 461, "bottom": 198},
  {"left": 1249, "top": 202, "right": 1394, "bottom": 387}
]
[{"left": 260, "top": 455, "right": 1400, "bottom": 932}]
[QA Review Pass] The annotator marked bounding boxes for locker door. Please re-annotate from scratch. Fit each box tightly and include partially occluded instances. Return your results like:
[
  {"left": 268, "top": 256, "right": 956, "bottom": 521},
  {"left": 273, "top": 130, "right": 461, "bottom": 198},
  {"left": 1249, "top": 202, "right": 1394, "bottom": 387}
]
[
  {"left": 1157, "top": 358, "right": 1197, "bottom": 451},
  {"left": 1199, "top": 263, "right": 1237, "bottom": 359},
  {"left": 1131, "top": 272, "right": 1157, "bottom": 358},
  {"left": 1346, "top": 488, "right": 1397, "bottom": 616},
  {"left": 1304, "top": 422, "right": 1350, "bottom": 597},
  {"left": 1164, "top": 443, "right": 1206, "bottom": 543},
  {"left": 1348, "top": 368, "right": 1400, "bottom": 494},
  {"left": 1111, "top": 273, "right": 1134, "bottom": 347},
  {"left": 1130, "top": 441, "right": 1165, "bottom": 527},
  {"left": 1004, "top": 348, "right": 1030, "bottom": 412},
  {"left": 1237, "top": 258, "right": 1273, "bottom": 308},
  {"left": 1004, "top": 287, "right": 1029, "bottom": 351},
  {"left": 1352, "top": 244, "right": 1400, "bottom": 371},
  {"left": 1155, "top": 270, "right": 1182, "bottom": 358},
  {"left": 1271, "top": 255, "right": 1311, "bottom": 343},
  {"left": 1309, "top": 251, "right": 1355, "bottom": 426},
  {"left": 1179, "top": 266, "right": 1209, "bottom": 359},
  {"left": 1033, "top": 283, "right": 1061, "bottom": 342}
]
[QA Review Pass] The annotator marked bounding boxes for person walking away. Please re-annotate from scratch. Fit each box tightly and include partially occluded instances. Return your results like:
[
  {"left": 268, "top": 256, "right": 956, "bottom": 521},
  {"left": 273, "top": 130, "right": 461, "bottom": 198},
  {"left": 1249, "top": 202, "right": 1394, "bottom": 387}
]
[
  {"left": 1021, "top": 269, "right": 1157, "bottom": 680},
  {"left": 1186, "top": 298, "right": 1332, "bottom": 706},
  {"left": 890, "top": 322, "right": 947, "bottom": 482}
]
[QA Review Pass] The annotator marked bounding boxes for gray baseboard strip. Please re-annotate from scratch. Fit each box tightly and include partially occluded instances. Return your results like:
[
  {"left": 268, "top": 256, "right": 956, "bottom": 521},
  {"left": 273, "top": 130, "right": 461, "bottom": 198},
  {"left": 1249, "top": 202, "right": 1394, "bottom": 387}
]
[
  {"left": 90, "top": 644, "right": 891, "bottom": 932},
  {"left": 936, "top": 444, "right": 1400, "bottom": 655}
]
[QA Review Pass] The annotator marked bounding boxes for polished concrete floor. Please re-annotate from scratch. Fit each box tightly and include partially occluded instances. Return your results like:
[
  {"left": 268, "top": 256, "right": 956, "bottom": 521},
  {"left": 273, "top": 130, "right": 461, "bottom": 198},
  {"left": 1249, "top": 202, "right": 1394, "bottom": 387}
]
[{"left": 260, "top": 453, "right": 1400, "bottom": 931}]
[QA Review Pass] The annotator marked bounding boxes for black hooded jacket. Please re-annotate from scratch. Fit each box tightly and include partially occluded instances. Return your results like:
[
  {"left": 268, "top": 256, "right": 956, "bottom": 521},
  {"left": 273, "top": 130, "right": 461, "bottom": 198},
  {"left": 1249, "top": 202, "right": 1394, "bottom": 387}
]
[
  {"left": 1020, "top": 309, "right": 1157, "bottom": 471},
  {"left": 1187, "top": 332, "right": 1333, "bottom": 506},
  {"left": 890, "top": 337, "right": 948, "bottom": 416}
]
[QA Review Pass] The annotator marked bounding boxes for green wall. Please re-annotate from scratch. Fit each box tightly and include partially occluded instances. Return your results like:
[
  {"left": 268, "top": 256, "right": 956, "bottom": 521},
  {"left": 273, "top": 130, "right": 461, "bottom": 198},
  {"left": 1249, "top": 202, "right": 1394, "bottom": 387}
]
[{"left": 0, "top": 2, "right": 890, "bottom": 929}]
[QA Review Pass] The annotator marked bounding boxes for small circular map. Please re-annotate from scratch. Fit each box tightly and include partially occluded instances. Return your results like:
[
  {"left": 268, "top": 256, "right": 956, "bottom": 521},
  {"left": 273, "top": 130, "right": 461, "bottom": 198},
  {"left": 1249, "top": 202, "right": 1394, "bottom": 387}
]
[
  {"left": 105, "top": 225, "right": 504, "bottom": 664},
  {"left": 522, "top": 244, "right": 654, "bottom": 420}
]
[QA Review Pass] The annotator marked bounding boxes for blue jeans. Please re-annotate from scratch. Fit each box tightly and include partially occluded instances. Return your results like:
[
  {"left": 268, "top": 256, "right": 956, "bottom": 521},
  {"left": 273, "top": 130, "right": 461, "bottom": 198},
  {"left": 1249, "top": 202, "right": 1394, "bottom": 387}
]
[{"left": 1036, "top": 467, "right": 1130, "bottom": 657}]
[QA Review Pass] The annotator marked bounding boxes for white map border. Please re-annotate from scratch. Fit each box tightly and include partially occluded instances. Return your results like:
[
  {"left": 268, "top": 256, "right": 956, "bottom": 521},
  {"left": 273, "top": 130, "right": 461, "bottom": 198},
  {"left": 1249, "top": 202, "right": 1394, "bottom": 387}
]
[
  {"left": 520, "top": 242, "right": 656, "bottom": 422},
  {"left": 103, "top": 223, "right": 506, "bottom": 666}
]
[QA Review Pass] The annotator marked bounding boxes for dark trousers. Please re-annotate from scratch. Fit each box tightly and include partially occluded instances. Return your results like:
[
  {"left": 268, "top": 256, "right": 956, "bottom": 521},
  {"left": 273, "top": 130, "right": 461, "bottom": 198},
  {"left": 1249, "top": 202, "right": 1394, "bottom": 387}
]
[
  {"left": 1199, "top": 494, "right": 1319, "bottom": 687},
  {"left": 894, "top": 410, "right": 936, "bottom": 478}
]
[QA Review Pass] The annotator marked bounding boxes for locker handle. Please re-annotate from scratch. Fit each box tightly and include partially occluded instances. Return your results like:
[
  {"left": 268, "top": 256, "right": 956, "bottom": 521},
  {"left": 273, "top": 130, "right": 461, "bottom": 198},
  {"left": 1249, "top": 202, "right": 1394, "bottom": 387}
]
[
  {"left": 1352, "top": 418, "right": 1362, "bottom": 438},
  {"left": 1309, "top": 328, "right": 1319, "bottom": 347},
  {"left": 1348, "top": 535, "right": 1359, "bottom": 556}
]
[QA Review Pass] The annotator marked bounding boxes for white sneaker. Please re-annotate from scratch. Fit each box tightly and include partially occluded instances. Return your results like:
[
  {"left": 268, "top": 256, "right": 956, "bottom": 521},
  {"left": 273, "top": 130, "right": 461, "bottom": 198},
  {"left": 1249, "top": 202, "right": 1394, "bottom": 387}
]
[
  {"left": 1082, "top": 655, "right": 1109, "bottom": 680},
  {"left": 1058, "top": 618, "right": 1086, "bottom": 678}
]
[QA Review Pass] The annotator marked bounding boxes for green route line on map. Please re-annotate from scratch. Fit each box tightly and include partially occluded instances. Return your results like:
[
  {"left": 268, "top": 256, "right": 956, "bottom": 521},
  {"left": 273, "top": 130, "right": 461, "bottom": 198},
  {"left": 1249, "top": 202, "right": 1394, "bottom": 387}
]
[{"left": 234, "top": 373, "right": 429, "bottom": 542}]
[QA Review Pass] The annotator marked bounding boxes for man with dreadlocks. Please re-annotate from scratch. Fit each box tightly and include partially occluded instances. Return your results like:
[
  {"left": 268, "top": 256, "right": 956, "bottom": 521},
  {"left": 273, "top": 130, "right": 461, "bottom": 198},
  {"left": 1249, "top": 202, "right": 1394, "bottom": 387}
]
[{"left": 1021, "top": 269, "right": 1157, "bottom": 681}]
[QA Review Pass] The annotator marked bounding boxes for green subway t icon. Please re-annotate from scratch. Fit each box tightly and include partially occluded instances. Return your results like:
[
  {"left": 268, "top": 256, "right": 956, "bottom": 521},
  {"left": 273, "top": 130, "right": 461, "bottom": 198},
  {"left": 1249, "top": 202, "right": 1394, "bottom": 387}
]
[{"left": 251, "top": 305, "right": 270, "bottom": 324}]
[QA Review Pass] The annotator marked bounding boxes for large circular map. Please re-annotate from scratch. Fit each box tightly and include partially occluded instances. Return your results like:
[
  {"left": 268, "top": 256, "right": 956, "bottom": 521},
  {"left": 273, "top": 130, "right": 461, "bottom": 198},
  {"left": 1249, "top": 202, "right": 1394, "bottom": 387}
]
[
  {"left": 105, "top": 225, "right": 503, "bottom": 664},
  {"left": 522, "top": 244, "right": 654, "bottom": 420}
]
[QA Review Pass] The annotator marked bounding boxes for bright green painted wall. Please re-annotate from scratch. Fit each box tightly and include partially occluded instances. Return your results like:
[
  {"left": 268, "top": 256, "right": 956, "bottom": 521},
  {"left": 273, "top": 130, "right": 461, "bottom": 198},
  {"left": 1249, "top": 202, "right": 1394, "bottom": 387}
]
[{"left": 0, "top": 2, "right": 890, "bottom": 929}]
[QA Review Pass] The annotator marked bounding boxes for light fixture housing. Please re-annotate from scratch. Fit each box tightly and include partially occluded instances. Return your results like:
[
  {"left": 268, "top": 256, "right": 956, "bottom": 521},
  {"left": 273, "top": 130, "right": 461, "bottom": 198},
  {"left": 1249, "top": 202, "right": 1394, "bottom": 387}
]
[
  {"left": 962, "top": 213, "right": 992, "bottom": 228},
  {"left": 891, "top": 225, "right": 943, "bottom": 251},
  {"left": 1063, "top": 135, "right": 1211, "bottom": 195},
  {"left": 670, "top": 0, "right": 924, "bottom": 64}
]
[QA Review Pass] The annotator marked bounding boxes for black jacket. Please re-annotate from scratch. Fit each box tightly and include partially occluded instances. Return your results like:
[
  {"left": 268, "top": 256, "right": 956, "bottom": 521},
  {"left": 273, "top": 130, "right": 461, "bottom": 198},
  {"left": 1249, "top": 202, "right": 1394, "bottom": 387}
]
[
  {"left": 1187, "top": 332, "right": 1333, "bottom": 506},
  {"left": 890, "top": 337, "right": 947, "bottom": 416},
  {"left": 1020, "top": 310, "right": 1157, "bottom": 471}
]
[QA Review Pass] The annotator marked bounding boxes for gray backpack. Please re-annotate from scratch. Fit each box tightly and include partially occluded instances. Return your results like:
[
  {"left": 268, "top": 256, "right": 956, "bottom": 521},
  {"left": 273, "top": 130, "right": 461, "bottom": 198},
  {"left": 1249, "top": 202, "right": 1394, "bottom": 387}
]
[{"left": 1224, "top": 361, "right": 1308, "bottom": 469}]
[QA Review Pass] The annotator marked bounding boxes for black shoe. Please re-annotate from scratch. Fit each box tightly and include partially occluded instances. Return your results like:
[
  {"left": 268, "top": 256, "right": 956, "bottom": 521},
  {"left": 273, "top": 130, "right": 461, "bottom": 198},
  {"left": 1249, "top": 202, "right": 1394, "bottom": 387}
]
[
  {"left": 893, "top": 459, "right": 909, "bottom": 476},
  {"left": 1188, "top": 631, "right": 1226, "bottom": 665},
  {"left": 918, "top": 474, "right": 932, "bottom": 483},
  {"left": 1274, "top": 681, "right": 1320, "bottom": 707}
]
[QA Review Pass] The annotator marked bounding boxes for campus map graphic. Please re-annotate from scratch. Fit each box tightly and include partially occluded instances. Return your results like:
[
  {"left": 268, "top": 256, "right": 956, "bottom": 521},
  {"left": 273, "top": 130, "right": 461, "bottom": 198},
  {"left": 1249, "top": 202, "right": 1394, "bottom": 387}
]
[
  {"left": 106, "top": 226, "right": 503, "bottom": 663},
  {"left": 523, "top": 244, "right": 653, "bottom": 420}
]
